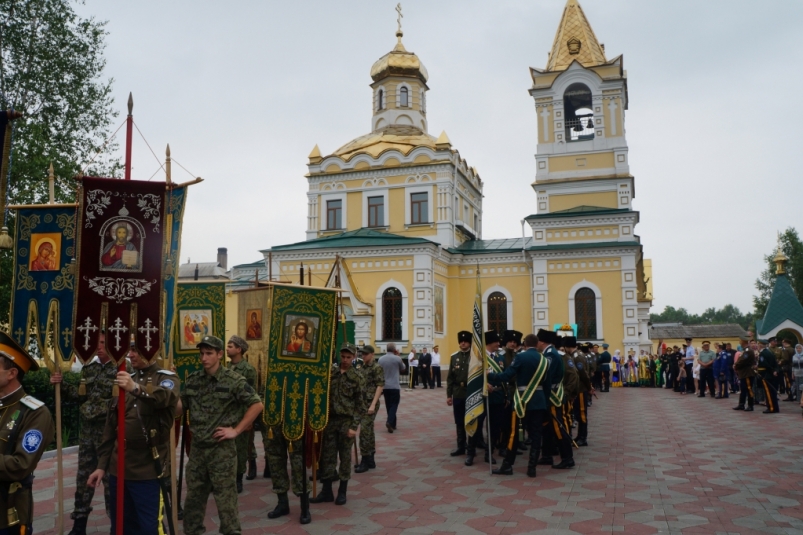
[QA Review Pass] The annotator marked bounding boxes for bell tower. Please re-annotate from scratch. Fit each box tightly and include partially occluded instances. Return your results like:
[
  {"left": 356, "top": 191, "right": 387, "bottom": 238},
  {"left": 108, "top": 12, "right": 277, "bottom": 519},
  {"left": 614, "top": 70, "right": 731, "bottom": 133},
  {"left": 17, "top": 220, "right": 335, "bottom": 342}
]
[{"left": 529, "top": 0, "right": 631, "bottom": 215}]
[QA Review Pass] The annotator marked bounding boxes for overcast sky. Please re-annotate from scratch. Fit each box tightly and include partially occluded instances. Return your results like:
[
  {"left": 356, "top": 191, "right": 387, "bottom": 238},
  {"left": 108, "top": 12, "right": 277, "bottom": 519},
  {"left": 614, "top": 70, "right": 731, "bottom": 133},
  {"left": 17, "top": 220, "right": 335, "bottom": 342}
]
[{"left": 74, "top": 0, "right": 803, "bottom": 315}]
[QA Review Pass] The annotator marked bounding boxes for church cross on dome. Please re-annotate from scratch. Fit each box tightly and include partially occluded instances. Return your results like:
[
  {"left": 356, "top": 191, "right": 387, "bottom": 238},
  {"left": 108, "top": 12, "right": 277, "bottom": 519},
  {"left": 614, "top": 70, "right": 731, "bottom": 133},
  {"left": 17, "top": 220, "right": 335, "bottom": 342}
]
[{"left": 396, "top": 3, "right": 403, "bottom": 34}]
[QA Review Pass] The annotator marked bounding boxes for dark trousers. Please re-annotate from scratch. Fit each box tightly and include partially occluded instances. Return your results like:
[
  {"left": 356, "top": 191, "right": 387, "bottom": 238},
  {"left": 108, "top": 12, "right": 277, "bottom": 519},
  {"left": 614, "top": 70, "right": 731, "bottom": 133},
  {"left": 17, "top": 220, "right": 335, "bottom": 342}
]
[
  {"left": 698, "top": 367, "right": 715, "bottom": 396},
  {"left": 717, "top": 373, "right": 730, "bottom": 398},
  {"left": 783, "top": 370, "right": 794, "bottom": 399},
  {"left": 573, "top": 392, "right": 588, "bottom": 440},
  {"left": 487, "top": 401, "right": 506, "bottom": 453},
  {"left": 738, "top": 377, "right": 754, "bottom": 407},
  {"left": 411, "top": 367, "right": 418, "bottom": 386},
  {"left": 452, "top": 397, "right": 467, "bottom": 450},
  {"left": 419, "top": 366, "right": 431, "bottom": 388},
  {"left": 467, "top": 413, "right": 486, "bottom": 456},
  {"left": 542, "top": 405, "right": 573, "bottom": 461},
  {"left": 383, "top": 389, "right": 400, "bottom": 429},
  {"left": 600, "top": 368, "right": 610, "bottom": 391},
  {"left": 685, "top": 363, "right": 695, "bottom": 393},
  {"left": 759, "top": 376, "right": 779, "bottom": 412},
  {"left": 432, "top": 366, "right": 441, "bottom": 387},
  {"left": 506, "top": 409, "right": 545, "bottom": 467},
  {"left": 665, "top": 369, "right": 674, "bottom": 389},
  {"left": 109, "top": 476, "right": 160, "bottom": 535}
]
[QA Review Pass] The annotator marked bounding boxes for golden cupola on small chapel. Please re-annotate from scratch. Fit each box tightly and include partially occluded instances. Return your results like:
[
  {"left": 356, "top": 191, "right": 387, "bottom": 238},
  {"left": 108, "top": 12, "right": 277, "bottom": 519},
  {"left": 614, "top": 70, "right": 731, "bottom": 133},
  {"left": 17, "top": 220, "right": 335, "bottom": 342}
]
[{"left": 369, "top": 20, "right": 429, "bottom": 134}]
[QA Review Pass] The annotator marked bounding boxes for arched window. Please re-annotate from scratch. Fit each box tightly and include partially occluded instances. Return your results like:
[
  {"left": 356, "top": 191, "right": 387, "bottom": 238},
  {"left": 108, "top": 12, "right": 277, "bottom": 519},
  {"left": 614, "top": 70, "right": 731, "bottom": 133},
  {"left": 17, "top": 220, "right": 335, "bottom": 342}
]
[
  {"left": 421, "top": 90, "right": 426, "bottom": 112},
  {"left": 382, "top": 287, "right": 403, "bottom": 340},
  {"left": 400, "top": 86, "right": 409, "bottom": 107},
  {"left": 575, "top": 287, "right": 597, "bottom": 339},
  {"left": 563, "top": 82, "right": 594, "bottom": 141},
  {"left": 377, "top": 89, "right": 384, "bottom": 111},
  {"left": 487, "top": 291, "right": 507, "bottom": 334}
]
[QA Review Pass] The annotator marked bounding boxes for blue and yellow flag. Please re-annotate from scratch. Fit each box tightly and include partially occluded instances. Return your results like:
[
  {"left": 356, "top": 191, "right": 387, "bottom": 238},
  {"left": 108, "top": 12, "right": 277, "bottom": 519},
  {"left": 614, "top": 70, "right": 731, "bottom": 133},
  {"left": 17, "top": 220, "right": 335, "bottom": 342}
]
[
  {"left": 465, "top": 269, "right": 485, "bottom": 436},
  {"left": 10, "top": 204, "right": 77, "bottom": 366}
]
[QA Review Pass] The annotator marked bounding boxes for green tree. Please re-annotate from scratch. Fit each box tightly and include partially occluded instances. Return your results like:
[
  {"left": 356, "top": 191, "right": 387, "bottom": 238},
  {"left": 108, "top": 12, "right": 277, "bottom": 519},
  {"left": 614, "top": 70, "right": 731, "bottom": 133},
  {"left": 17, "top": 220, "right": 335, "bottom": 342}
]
[
  {"left": 0, "top": 0, "right": 119, "bottom": 323},
  {"left": 753, "top": 228, "right": 803, "bottom": 319},
  {"left": 650, "top": 304, "right": 754, "bottom": 330}
]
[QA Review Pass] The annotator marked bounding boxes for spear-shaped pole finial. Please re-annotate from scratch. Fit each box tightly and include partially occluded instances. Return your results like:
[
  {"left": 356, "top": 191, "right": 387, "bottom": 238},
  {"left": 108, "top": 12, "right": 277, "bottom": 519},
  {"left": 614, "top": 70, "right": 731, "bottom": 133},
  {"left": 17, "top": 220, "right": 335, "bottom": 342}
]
[
  {"left": 48, "top": 162, "right": 55, "bottom": 204},
  {"left": 127, "top": 92, "right": 133, "bottom": 116}
]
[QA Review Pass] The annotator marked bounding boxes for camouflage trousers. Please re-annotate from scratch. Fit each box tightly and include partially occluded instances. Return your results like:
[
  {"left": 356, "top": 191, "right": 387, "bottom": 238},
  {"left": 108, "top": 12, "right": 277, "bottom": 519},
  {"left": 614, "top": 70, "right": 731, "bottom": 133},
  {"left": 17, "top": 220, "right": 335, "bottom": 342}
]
[
  {"left": 183, "top": 441, "right": 239, "bottom": 535},
  {"left": 358, "top": 401, "right": 380, "bottom": 456},
  {"left": 72, "top": 419, "right": 111, "bottom": 520},
  {"left": 319, "top": 415, "right": 355, "bottom": 482},
  {"left": 265, "top": 425, "right": 305, "bottom": 495},
  {"left": 235, "top": 428, "right": 255, "bottom": 475}
]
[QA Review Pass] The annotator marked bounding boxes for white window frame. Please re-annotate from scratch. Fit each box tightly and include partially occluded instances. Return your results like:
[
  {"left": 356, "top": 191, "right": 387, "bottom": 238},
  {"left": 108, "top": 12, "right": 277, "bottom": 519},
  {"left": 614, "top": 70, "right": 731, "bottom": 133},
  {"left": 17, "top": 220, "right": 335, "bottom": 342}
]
[
  {"left": 568, "top": 279, "right": 603, "bottom": 340},
  {"left": 321, "top": 192, "right": 347, "bottom": 231},
  {"left": 406, "top": 186, "right": 433, "bottom": 225},
  {"left": 396, "top": 82, "right": 412, "bottom": 108},
  {"left": 375, "top": 85, "right": 387, "bottom": 112},
  {"left": 482, "top": 285, "right": 513, "bottom": 332},
  {"left": 362, "top": 189, "right": 389, "bottom": 228},
  {"left": 375, "top": 279, "right": 409, "bottom": 341}
]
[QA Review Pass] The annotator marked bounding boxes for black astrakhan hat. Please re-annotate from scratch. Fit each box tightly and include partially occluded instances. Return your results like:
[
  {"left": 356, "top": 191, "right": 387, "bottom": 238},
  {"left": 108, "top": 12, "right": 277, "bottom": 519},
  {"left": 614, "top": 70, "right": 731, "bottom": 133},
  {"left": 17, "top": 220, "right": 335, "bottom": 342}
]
[
  {"left": 502, "top": 330, "right": 523, "bottom": 346},
  {"left": 484, "top": 330, "right": 500, "bottom": 345},
  {"left": 457, "top": 331, "right": 472, "bottom": 344},
  {"left": 563, "top": 336, "right": 578, "bottom": 348},
  {"left": 536, "top": 328, "right": 558, "bottom": 345}
]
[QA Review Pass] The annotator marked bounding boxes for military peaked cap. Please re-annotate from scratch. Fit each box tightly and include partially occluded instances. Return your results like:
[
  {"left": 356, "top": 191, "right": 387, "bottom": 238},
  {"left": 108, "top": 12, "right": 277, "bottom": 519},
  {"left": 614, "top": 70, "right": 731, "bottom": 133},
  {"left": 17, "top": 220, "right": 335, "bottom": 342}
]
[
  {"left": 0, "top": 331, "right": 38, "bottom": 372},
  {"left": 198, "top": 335, "right": 225, "bottom": 351}
]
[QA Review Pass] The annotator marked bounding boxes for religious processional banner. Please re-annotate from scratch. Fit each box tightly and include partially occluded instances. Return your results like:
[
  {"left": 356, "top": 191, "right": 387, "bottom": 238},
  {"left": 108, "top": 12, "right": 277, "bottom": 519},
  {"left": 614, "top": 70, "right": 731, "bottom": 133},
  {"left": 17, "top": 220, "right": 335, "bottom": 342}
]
[
  {"left": 260, "top": 284, "right": 337, "bottom": 441},
  {"left": 465, "top": 270, "right": 486, "bottom": 437},
  {"left": 10, "top": 204, "right": 77, "bottom": 365},
  {"left": 174, "top": 281, "right": 226, "bottom": 382},
  {"left": 161, "top": 186, "right": 188, "bottom": 360},
  {"left": 73, "top": 177, "right": 166, "bottom": 364}
]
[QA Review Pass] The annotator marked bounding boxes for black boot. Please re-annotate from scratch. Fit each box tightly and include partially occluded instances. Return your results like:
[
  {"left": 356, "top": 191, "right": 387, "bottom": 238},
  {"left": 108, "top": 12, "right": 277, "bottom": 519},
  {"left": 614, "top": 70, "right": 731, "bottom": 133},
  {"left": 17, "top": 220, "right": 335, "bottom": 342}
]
[
  {"left": 451, "top": 426, "right": 467, "bottom": 456},
  {"left": 366, "top": 454, "right": 376, "bottom": 469},
  {"left": 552, "top": 459, "right": 575, "bottom": 469},
  {"left": 68, "top": 517, "right": 88, "bottom": 535},
  {"left": 354, "top": 456, "right": 370, "bottom": 473},
  {"left": 733, "top": 405, "right": 745, "bottom": 410},
  {"left": 300, "top": 492, "right": 311, "bottom": 525},
  {"left": 537, "top": 455, "right": 553, "bottom": 466},
  {"left": 263, "top": 461, "right": 271, "bottom": 478},
  {"left": 236, "top": 474, "right": 244, "bottom": 493},
  {"left": 335, "top": 480, "right": 348, "bottom": 505},
  {"left": 483, "top": 453, "right": 497, "bottom": 465},
  {"left": 465, "top": 453, "right": 475, "bottom": 466},
  {"left": 492, "top": 461, "right": 514, "bottom": 475},
  {"left": 310, "top": 480, "right": 334, "bottom": 503},
  {"left": 527, "top": 447, "right": 540, "bottom": 478},
  {"left": 267, "top": 493, "right": 290, "bottom": 519},
  {"left": 246, "top": 458, "right": 257, "bottom": 480}
]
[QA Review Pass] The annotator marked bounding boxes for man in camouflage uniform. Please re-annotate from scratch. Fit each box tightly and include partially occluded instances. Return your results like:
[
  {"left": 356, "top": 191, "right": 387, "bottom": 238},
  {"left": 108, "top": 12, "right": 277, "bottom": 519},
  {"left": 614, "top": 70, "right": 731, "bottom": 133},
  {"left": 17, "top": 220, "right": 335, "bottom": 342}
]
[
  {"left": 50, "top": 333, "right": 124, "bottom": 535},
  {"left": 265, "top": 422, "right": 309, "bottom": 524},
  {"left": 569, "top": 338, "right": 593, "bottom": 446},
  {"left": 310, "top": 344, "right": 365, "bottom": 506},
  {"left": 355, "top": 345, "right": 384, "bottom": 473},
  {"left": 181, "top": 335, "right": 263, "bottom": 535},
  {"left": 226, "top": 335, "right": 258, "bottom": 491}
]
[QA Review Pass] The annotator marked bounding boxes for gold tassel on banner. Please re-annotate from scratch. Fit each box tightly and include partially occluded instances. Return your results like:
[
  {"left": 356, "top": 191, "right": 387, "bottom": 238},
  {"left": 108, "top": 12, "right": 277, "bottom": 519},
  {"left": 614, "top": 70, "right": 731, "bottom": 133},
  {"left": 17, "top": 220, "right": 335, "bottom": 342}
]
[
  {"left": 313, "top": 431, "right": 318, "bottom": 443},
  {"left": 268, "top": 428, "right": 273, "bottom": 439},
  {"left": 78, "top": 378, "right": 87, "bottom": 396}
]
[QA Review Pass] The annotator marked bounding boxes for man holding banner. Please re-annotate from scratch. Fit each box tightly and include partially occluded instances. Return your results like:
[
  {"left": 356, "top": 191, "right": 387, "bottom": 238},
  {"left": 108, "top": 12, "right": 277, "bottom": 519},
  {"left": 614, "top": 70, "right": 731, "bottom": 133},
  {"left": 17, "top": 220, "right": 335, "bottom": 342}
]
[{"left": 446, "top": 331, "right": 472, "bottom": 458}]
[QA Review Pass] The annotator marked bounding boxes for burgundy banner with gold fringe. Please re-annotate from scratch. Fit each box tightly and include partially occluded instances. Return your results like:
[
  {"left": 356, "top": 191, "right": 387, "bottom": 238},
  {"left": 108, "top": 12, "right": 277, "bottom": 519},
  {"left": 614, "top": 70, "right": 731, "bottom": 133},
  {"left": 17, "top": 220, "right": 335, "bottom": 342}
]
[{"left": 73, "top": 177, "right": 166, "bottom": 364}]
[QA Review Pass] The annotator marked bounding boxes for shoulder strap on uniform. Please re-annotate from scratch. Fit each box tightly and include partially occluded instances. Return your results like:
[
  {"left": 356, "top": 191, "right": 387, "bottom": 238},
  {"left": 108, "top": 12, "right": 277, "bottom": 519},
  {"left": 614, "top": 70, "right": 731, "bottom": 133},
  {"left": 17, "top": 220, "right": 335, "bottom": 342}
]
[
  {"left": 20, "top": 395, "right": 45, "bottom": 410},
  {"left": 160, "top": 369, "right": 177, "bottom": 376}
]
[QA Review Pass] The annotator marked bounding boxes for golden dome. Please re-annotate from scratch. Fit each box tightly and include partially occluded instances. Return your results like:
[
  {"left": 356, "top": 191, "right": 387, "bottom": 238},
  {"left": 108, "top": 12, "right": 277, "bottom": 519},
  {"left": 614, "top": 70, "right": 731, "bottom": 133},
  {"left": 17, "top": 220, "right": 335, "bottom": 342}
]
[
  {"left": 333, "top": 125, "right": 437, "bottom": 161},
  {"left": 370, "top": 31, "right": 428, "bottom": 85}
]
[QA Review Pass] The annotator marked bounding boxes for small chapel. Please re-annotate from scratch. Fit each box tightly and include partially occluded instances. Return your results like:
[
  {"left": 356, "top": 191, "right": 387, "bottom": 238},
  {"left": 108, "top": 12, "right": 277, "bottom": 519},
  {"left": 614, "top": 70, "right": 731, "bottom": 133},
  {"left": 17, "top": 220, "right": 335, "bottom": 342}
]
[{"left": 252, "top": 0, "right": 653, "bottom": 360}]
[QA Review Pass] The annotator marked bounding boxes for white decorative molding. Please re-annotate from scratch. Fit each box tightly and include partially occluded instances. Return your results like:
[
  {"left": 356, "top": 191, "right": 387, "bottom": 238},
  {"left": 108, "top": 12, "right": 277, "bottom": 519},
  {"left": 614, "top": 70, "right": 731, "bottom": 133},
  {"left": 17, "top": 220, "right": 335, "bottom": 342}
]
[
  {"left": 375, "top": 279, "right": 409, "bottom": 342},
  {"left": 567, "top": 279, "right": 604, "bottom": 339}
]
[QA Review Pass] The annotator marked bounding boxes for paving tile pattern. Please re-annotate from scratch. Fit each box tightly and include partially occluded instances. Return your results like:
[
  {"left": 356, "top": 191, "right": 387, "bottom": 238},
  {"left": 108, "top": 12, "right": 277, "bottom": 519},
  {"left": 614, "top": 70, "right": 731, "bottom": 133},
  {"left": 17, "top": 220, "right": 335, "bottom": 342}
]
[{"left": 31, "top": 387, "right": 803, "bottom": 534}]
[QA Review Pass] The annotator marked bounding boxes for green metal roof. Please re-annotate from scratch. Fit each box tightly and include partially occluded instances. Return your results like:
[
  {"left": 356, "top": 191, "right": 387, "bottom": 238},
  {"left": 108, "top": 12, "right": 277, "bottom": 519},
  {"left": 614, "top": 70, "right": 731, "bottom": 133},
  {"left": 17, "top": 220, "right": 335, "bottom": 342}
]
[
  {"left": 758, "top": 273, "right": 803, "bottom": 335},
  {"left": 267, "top": 228, "right": 434, "bottom": 252},
  {"left": 525, "top": 206, "right": 631, "bottom": 219},
  {"left": 448, "top": 239, "right": 640, "bottom": 255},
  {"left": 232, "top": 259, "right": 265, "bottom": 269}
]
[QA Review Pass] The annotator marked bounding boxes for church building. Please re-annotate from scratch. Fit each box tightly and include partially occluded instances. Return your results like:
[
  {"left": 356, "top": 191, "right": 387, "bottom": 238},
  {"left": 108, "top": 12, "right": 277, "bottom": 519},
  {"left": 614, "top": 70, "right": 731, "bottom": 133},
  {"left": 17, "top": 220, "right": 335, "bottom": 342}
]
[{"left": 260, "top": 0, "right": 653, "bottom": 359}]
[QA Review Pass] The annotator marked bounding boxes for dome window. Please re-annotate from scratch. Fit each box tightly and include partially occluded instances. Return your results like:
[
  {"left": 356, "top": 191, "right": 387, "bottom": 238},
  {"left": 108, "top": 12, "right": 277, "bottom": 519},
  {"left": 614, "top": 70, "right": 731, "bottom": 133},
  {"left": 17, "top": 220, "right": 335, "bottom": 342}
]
[
  {"left": 377, "top": 89, "right": 385, "bottom": 111},
  {"left": 400, "top": 86, "right": 409, "bottom": 107}
]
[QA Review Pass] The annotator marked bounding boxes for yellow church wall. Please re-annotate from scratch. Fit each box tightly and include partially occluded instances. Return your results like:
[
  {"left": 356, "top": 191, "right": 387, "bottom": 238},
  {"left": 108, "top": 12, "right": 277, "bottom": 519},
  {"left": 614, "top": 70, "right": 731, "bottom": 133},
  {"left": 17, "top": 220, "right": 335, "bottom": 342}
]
[
  {"left": 547, "top": 152, "right": 615, "bottom": 173},
  {"left": 546, "top": 268, "right": 624, "bottom": 347},
  {"left": 546, "top": 226, "right": 621, "bottom": 242},
  {"left": 388, "top": 188, "right": 406, "bottom": 231},
  {"left": 548, "top": 191, "right": 618, "bottom": 212},
  {"left": 347, "top": 191, "right": 361, "bottom": 229}
]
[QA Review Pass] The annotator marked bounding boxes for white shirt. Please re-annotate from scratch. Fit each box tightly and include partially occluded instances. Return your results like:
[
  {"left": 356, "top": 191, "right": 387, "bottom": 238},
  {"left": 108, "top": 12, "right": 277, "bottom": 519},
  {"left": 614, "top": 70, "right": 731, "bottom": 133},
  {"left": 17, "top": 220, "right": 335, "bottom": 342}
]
[
  {"left": 409, "top": 352, "right": 418, "bottom": 367},
  {"left": 684, "top": 346, "right": 696, "bottom": 364},
  {"left": 431, "top": 351, "right": 441, "bottom": 366}
]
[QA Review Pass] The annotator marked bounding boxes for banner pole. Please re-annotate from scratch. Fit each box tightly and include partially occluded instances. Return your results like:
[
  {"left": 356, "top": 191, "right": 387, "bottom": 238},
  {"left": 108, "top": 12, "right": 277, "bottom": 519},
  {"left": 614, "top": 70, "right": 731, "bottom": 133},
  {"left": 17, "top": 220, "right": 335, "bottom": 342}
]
[
  {"left": 116, "top": 92, "right": 133, "bottom": 535},
  {"left": 55, "top": 382, "right": 64, "bottom": 535}
]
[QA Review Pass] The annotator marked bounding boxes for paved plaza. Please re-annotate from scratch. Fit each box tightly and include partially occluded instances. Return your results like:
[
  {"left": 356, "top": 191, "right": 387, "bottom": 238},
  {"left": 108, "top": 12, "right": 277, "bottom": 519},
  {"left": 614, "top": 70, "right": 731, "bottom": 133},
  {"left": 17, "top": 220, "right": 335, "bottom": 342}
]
[{"left": 32, "top": 386, "right": 803, "bottom": 535}]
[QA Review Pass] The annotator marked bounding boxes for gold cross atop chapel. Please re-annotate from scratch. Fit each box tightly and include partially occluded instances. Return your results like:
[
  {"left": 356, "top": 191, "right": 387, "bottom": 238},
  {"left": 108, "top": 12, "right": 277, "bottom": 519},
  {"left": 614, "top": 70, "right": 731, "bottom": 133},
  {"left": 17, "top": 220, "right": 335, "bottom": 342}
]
[{"left": 396, "top": 3, "right": 403, "bottom": 33}]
